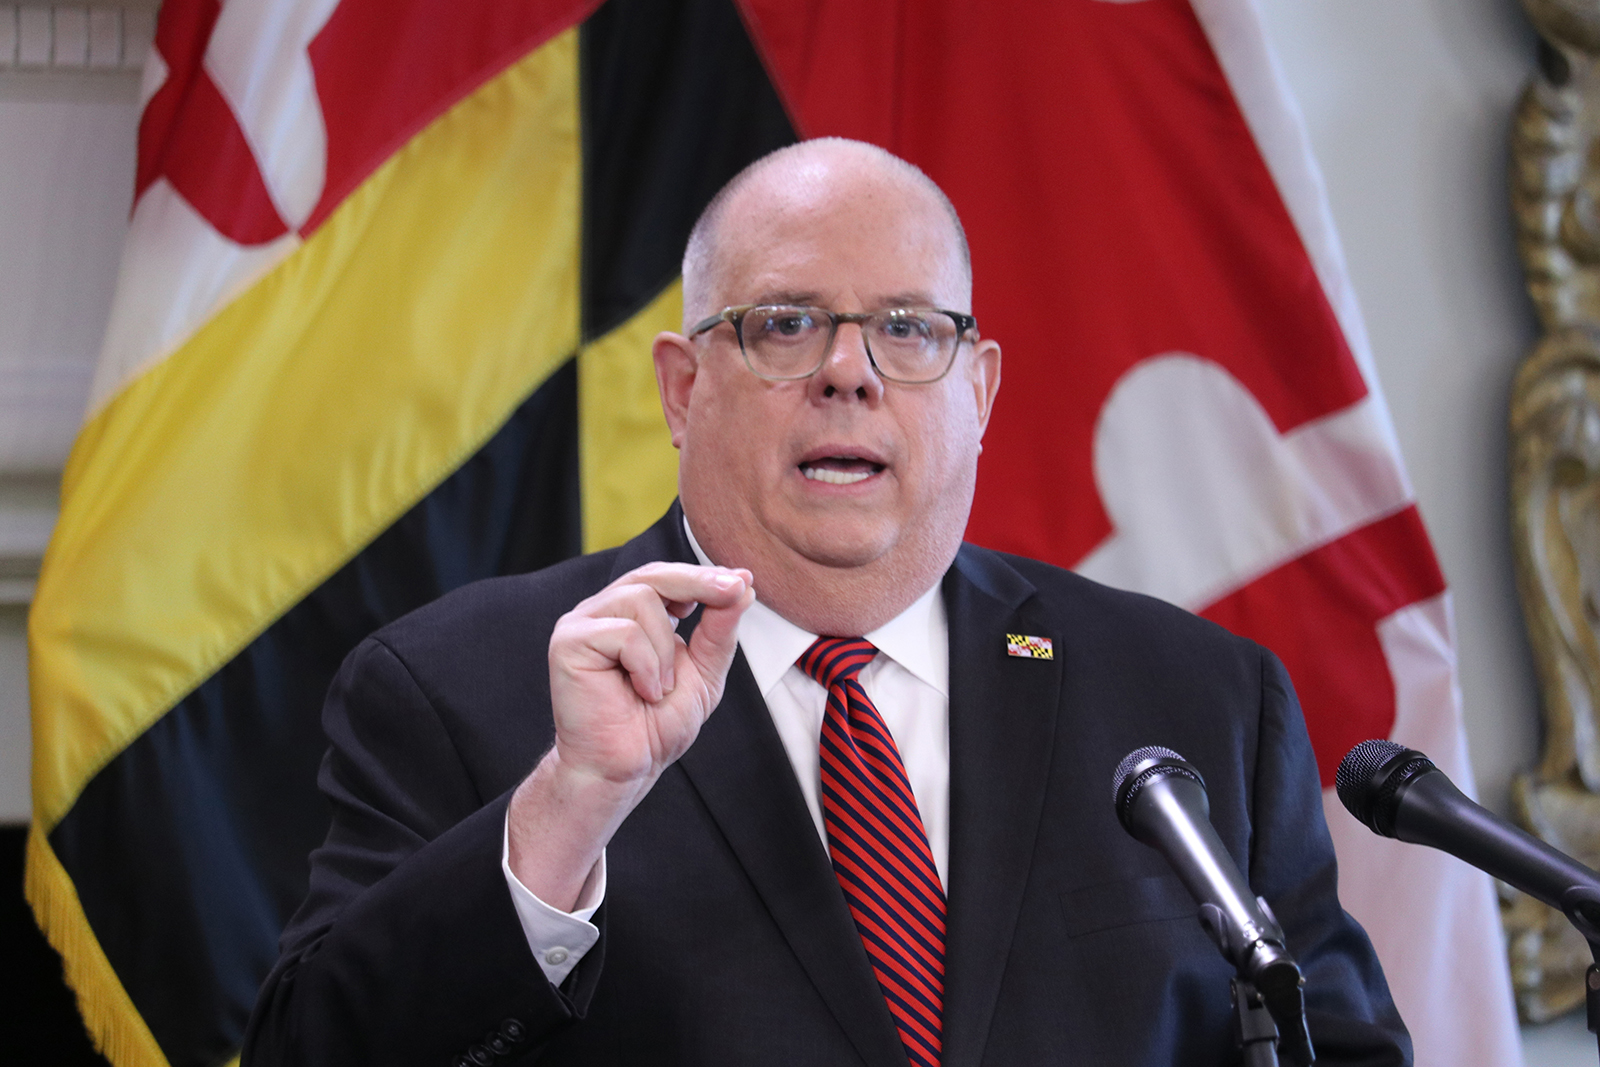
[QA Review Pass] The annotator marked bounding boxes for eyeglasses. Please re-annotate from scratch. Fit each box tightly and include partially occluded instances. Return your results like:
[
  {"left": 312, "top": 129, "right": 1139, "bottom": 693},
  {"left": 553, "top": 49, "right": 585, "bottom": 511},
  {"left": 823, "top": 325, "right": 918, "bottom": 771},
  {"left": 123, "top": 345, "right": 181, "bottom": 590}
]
[{"left": 687, "top": 304, "right": 979, "bottom": 384}]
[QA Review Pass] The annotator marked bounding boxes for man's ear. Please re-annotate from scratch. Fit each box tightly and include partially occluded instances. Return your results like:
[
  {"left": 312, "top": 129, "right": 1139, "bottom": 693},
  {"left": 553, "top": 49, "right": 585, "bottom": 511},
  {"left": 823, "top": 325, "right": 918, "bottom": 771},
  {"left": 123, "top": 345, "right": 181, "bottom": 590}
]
[
  {"left": 970, "top": 338, "right": 1002, "bottom": 435},
  {"left": 653, "top": 331, "right": 697, "bottom": 449}
]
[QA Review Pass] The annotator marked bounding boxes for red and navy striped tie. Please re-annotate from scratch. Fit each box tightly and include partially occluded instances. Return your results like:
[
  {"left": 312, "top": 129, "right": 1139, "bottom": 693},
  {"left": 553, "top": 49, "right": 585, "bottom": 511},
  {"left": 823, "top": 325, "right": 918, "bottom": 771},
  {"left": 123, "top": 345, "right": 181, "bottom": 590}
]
[{"left": 801, "top": 636, "right": 946, "bottom": 1067}]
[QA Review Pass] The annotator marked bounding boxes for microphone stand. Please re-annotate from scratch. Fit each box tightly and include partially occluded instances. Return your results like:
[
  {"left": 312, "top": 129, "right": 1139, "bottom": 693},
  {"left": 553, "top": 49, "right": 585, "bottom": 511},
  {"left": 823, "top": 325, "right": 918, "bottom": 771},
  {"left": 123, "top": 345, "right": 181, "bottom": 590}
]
[
  {"left": 1567, "top": 898, "right": 1600, "bottom": 1063},
  {"left": 1588, "top": 958, "right": 1600, "bottom": 1064},
  {"left": 1231, "top": 977, "right": 1281, "bottom": 1067},
  {"left": 1552, "top": 886, "right": 1600, "bottom": 1064},
  {"left": 1198, "top": 902, "right": 1313, "bottom": 1066}
]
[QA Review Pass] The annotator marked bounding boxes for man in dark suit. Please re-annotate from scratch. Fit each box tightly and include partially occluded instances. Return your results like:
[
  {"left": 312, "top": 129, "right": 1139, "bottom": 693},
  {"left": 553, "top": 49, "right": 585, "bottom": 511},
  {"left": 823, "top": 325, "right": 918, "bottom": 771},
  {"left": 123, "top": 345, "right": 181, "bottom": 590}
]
[{"left": 245, "top": 138, "right": 1411, "bottom": 1066}]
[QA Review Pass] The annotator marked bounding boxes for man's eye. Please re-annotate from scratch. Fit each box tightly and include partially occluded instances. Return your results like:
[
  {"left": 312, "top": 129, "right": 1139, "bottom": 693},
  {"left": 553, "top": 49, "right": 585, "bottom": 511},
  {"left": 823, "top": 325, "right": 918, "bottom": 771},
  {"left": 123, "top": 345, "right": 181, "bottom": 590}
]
[
  {"left": 761, "top": 311, "right": 815, "bottom": 338},
  {"left": 881, "top": 314, "right": 934, "bottom": 341}
]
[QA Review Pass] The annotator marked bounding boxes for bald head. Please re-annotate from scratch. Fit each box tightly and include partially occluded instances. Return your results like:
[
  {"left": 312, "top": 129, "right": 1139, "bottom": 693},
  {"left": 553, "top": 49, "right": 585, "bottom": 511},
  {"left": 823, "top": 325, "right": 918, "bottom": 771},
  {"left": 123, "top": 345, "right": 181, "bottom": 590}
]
[{"left": 681, "top": 138, "right": 972, "bottom": 327}]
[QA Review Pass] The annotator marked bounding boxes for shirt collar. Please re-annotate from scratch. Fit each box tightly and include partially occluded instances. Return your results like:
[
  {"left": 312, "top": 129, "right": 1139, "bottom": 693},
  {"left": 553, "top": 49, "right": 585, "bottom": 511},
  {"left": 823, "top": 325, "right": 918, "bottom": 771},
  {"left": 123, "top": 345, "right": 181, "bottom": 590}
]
[{"left": 683, "top": 516, "right": 948, "bottom": 698}]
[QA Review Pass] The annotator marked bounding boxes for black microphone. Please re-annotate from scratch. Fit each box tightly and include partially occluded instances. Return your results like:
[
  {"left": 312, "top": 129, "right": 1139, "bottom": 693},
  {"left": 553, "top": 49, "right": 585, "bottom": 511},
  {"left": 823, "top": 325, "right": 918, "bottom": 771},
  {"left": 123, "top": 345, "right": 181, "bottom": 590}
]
[
  {"left": 1336, "top": 740, "right": 1600, "bottom": 939},
  {"left": 1113, "top": 746, "right": 1313, "bottom": 1066}
]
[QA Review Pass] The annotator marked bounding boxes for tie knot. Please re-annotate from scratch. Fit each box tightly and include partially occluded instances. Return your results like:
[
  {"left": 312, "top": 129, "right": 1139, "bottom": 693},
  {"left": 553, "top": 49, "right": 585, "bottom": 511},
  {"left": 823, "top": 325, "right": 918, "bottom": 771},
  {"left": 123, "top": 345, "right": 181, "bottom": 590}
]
[{"left": 800, "top": 637, "right": 878, "bottom": 688}]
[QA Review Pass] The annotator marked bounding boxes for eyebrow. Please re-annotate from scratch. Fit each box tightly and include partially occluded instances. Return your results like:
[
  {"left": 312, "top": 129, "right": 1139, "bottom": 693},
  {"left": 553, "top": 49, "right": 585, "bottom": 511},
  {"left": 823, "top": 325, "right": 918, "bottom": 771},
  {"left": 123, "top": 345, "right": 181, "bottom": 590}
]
[
  {"left": 749, "top": 291, "right": 822, "bottom": 307},
  {"left": 878, "top": 292, "right": 942, "bottom": 309},
  {"left": 747, "top": 291, "right": 943, "bottom": 309}
]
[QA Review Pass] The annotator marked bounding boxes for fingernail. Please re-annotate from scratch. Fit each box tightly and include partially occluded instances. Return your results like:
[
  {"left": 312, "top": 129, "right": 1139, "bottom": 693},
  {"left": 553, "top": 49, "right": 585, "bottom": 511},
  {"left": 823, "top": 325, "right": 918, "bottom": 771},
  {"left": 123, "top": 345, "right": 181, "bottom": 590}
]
[
  {"left": 663, "top": 667, "right": 676, "bottom": 692},
  {"left": 714, "top": 574, "right": 740, "bottom": 590}
]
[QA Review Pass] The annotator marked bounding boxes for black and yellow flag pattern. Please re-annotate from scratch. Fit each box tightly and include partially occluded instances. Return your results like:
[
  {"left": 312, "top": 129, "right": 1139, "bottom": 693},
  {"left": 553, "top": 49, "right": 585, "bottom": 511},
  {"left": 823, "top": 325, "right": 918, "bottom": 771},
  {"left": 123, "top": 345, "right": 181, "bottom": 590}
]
[{"left": 28, "top": 2, "right": 793, "bottom": 1064}]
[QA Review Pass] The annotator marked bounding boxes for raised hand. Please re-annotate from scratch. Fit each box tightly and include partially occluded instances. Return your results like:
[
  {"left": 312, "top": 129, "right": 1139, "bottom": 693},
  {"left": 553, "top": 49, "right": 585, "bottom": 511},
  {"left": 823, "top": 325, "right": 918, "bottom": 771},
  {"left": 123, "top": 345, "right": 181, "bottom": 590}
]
[{"left": 508, "top": 563, "right": 755, "bottom": 910}]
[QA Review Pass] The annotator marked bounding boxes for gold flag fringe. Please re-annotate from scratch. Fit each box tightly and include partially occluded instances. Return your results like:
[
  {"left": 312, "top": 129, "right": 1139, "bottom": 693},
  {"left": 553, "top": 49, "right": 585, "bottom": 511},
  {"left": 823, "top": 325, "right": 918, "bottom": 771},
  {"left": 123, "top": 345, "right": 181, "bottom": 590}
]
[{"left": 24, "top": 821, "right": 170, "bottom": 1067}]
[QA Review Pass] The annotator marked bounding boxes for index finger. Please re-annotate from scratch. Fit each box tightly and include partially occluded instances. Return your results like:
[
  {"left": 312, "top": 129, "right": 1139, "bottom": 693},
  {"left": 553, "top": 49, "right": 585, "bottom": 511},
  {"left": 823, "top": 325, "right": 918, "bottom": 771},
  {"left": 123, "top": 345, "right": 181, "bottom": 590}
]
[{"left": 611, "top": 562, "right": 753, "bottom": 615}]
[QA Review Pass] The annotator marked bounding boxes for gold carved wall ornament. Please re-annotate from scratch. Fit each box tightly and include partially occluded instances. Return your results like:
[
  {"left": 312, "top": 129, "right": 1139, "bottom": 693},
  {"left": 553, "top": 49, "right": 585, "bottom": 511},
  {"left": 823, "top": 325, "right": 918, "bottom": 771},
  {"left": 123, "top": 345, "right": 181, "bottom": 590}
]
[{"left": 1508, "top": 0, "right": 1600, "bottom": 1023}]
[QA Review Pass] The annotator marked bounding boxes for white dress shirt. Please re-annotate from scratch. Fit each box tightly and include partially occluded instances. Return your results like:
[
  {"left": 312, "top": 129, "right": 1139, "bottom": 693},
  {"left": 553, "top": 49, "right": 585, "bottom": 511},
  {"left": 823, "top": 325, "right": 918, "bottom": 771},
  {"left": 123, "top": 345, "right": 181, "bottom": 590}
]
[{"left": 502, "top": 520, "right": 951, "bottom": 985}]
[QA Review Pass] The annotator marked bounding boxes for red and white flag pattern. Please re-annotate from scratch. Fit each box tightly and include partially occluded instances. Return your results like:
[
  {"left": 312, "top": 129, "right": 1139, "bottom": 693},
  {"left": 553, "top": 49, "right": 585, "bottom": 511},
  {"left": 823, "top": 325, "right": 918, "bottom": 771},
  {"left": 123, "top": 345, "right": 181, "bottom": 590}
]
[
  {"left": 93, "top": 0, "right": 338, "bottom": 413},
  {"left": 736, "top": 0, "right": 1525, "bottom": 1062}
]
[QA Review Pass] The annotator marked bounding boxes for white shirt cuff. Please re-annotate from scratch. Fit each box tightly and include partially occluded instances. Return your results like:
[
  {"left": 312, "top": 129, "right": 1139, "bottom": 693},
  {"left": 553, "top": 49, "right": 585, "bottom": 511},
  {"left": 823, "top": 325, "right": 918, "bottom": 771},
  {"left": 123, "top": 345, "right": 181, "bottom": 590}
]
[{"left": 501, "top": 814, "right": 605, "bottom": 986}]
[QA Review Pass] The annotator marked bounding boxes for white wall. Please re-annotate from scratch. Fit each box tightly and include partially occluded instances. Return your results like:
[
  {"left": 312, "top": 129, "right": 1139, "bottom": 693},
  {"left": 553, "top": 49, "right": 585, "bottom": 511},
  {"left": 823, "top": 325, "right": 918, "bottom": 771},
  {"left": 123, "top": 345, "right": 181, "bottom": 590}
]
[
  {"left": 0, "top": 3, "right": 150, "bottom": 822},
  {"left": 0, "top": 92, "right": 138, "bottom": 822},
  {"left": 0, "top": 0, "right": 1581, "bottom": 1056}
]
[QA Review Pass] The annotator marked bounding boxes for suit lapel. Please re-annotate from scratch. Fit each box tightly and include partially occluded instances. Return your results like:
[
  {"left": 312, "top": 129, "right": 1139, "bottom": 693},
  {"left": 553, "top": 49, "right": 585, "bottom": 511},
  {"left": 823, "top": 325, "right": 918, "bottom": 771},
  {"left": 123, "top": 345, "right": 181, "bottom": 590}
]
[
  {"left": 940, "top": 547, "right": 1063, "bottom": 1067},
  {"left": 608, "top": 501, "right": 696, "bottom": 574},
  {"left": 677, "top": 656, "right": 912, "bottom": 1067},
  {"left": 623, "top": 504, "right": 910, "bottom": 1067}
]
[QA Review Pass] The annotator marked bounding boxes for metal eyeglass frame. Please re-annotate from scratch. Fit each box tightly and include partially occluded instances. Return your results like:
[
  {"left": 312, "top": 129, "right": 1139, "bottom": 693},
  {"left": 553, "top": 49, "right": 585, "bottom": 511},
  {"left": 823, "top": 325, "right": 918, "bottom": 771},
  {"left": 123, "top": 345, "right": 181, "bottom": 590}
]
[{"left": 686, "top": 304, "right": 979, "bottom": 384}]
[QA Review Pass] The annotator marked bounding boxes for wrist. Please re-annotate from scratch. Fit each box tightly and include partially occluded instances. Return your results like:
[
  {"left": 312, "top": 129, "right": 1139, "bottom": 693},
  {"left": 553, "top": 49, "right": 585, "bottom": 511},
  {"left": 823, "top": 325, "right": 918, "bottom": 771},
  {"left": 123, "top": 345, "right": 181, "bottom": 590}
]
[{"left": 506, "top": 749, "right": 648, "bottom": 911}]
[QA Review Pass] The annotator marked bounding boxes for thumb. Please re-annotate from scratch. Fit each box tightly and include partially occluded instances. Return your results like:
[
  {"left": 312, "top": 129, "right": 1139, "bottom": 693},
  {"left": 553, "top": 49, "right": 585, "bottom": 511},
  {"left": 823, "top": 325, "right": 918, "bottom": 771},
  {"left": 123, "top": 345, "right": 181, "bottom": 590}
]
[{"left": 685, "top": 573, "right": 754, "bottom": 684}]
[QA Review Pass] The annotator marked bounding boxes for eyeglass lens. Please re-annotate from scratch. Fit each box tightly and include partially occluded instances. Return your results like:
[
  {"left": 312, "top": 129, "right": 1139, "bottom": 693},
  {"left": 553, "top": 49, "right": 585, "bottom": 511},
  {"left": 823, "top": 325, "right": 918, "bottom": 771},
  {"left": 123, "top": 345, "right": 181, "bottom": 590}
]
[{"left": 740, "top": 306, "right": 960, "bottom": 382}]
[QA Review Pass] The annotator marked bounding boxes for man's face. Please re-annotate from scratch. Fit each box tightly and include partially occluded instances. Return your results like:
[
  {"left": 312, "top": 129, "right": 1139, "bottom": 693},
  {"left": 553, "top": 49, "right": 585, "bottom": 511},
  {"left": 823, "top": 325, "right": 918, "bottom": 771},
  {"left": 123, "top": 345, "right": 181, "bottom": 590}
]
[{"left": 656, "top": 151, "right": 1000, "bottom": 630}]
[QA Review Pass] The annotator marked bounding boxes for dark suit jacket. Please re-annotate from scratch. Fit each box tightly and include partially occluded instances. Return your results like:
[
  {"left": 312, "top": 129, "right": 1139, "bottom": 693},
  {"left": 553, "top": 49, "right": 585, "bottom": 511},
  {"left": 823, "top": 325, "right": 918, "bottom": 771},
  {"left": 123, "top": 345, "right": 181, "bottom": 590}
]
[{"left": 244, "top": 504, "right": 1411, "bottom": 1066}]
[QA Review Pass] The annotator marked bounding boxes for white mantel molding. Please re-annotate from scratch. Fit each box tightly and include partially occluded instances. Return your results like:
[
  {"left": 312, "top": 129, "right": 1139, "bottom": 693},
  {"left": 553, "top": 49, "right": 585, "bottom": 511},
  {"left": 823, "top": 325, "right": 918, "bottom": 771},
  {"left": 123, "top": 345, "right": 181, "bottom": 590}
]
[
  {"left": 0, "top": 356, "right": 94, "bottom": 476},
  {"left": 0, "top": 3, "right": 157, "bottom": 101},
  {"left": 0, "top": 472, "right": 56, "bottom": 605}
]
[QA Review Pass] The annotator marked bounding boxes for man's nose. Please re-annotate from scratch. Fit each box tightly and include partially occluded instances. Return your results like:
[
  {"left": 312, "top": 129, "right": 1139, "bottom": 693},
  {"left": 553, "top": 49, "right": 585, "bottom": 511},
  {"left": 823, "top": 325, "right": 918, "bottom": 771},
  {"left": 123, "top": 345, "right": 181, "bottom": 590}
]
[{"left": 810, "top": 322, "right": 885, "bottom": 403}]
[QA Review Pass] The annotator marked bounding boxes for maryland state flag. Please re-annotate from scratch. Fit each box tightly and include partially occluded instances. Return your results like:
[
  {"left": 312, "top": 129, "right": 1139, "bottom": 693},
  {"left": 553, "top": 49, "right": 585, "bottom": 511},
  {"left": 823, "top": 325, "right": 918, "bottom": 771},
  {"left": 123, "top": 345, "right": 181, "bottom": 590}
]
[{"left": 28, "top": 1, "right": 1520, "bottom": 1066}]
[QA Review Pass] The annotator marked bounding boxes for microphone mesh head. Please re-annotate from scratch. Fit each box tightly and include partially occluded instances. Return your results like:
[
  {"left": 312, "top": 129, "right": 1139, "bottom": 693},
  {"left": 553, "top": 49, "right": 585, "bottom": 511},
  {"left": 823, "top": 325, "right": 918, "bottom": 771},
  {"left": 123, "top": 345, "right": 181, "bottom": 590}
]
[
  {"left": 1335, "top": 739, "right": 1438, "bottom": 836},
  {"left": 1335, "top": 740, "right": 1404, "bottom": 823},
  {"left": 1112, "top": 745, "right": 1182, "bottom": 808},
  {"left": 1112, "top": 746, "right": 1206, "bottom": 834}
]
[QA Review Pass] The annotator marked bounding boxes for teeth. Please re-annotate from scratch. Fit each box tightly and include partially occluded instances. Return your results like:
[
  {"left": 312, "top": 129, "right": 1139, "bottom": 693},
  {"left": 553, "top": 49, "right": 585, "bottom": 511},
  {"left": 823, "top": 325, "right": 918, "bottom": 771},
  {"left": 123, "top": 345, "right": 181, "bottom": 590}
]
[{"left": 803, "top": 466, "right": 873, "bottom": 485}]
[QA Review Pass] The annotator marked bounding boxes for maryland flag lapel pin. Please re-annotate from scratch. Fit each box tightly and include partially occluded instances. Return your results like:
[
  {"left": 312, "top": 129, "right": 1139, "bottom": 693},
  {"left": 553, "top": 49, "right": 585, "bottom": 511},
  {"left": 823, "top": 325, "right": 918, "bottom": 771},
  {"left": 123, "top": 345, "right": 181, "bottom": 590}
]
[{"left": 1006, "top": 634, "right": 1054, "bottom": 660}]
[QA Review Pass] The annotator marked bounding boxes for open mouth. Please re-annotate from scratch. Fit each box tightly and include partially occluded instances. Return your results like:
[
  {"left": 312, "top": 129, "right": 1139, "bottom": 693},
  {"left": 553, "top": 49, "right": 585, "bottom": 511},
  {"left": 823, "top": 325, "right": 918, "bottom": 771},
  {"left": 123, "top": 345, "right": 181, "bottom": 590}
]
[{"left": 799, "top": 456, "right": 887, "bottom": 486}]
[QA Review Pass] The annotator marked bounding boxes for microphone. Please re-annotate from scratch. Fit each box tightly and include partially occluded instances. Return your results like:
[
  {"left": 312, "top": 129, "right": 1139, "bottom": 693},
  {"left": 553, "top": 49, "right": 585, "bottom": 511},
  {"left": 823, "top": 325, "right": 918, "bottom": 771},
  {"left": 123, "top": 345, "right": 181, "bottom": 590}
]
[
  {"left": 1113, "top": 746, "right": 1313, "bottom": 1066},
  {"left": 1336, "top": 740, "right": 1600, "bottom": 939}
]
